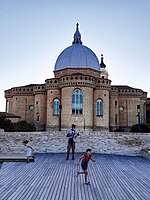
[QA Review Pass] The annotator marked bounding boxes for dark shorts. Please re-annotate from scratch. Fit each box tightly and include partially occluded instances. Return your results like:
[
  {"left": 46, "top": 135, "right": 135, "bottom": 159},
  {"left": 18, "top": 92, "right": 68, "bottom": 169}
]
[
  {"left": 81, "top": 161, "right": 88, "bottom": 170},
  {"left": 67, "top": 142, "right": 75, "bottom": 150}
]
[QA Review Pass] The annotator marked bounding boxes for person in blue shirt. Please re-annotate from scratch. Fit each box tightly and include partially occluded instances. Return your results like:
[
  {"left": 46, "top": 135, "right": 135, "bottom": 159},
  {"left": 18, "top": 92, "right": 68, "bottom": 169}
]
[{"left": 66, "top": 124, "right": 79, "bottom": 160}]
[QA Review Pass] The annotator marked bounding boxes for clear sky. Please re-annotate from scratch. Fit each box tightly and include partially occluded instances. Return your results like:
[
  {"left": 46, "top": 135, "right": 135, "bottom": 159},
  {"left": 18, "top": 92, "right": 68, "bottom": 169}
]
[{"left": 0, "top": 0, "right": 150, "bottom": 112}]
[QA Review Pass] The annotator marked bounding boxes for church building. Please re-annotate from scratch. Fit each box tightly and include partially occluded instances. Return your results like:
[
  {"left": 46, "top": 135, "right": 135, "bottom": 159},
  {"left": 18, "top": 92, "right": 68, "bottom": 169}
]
[{"left": 5, "top": 24, "right": 147, "bottom": 131}]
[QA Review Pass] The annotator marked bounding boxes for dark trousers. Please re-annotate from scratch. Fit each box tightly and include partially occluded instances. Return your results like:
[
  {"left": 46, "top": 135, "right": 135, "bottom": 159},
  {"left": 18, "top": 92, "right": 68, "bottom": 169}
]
[{"left": 66, "top": 142, "right": 75, "bottom": 159}]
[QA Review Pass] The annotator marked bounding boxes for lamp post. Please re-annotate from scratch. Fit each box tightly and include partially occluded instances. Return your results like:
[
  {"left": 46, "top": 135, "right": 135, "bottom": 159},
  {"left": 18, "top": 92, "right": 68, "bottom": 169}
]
[
  {"left": 83, "top": 117, "right": 85, "bottom": 131},
  {"left": 59, "top": 105, "right": 62, "bottom": 131},
  {"left": 137, "top": 105, "right": 140, "bottom": 132}
]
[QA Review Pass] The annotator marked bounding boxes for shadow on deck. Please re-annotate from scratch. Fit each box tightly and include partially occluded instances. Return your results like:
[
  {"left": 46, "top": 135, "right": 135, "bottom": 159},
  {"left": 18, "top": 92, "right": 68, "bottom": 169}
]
[{"left": 0, "top": 153, "right": 150, "bottom": 200}]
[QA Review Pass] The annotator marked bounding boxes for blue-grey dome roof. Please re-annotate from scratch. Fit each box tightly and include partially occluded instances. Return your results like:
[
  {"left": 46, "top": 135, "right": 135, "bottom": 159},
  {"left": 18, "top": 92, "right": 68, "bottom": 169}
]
[{"left": 54, "top": 24, "right": 100, "bottom": 71}]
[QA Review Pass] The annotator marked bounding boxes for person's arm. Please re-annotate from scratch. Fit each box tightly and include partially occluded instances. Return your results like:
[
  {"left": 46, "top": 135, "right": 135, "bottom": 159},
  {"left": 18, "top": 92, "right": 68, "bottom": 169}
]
[
  {"left": 90, "top": 158, "right": 96, "bottom": 162},
  {"left": 66, "top": 133, "right": 73, "bottom": 137},
  {"left": 77, "top": 155, "right": 84, "bottom": 165},
  {"left": 66, "top": 130, "right": 73, "bottom": 137},
  {"left": 28, "top": 145, "right": 34, "bottom": 151},
  {"left": 74, "top": 131, "right": 79, "bottom": 138}
]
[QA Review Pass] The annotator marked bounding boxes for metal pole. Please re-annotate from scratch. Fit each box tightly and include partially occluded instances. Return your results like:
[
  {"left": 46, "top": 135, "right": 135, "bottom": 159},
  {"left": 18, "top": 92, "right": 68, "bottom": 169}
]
[
  {"left": 84, "top": 117, "right": 85, "bottom": 131},
  {"left": 138, "top": 111, "right": 140, "bottom": 132},
  {"left": 5, "top": 100, "right": 8, "bottom": 113},
  {"left": 137, "top": 105, "right": 140, "bottom": 133},
  {"left": 59, "top": 105, "right": 62, "bottom": 131}
]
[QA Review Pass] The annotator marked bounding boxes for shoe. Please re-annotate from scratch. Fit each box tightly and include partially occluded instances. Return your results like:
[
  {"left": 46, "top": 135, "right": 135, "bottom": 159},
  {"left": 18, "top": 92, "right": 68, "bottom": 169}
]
[
  {"left": 85, "top": 181, "right": 90, "bottom": 185},
  {"left": 72, "top": 157, "right": 75, "bottom": 160},
  {"left": 76, "top": 172, "right": 80, "bottom": 177},
  {"left": 32, "top": 156, "right": 35, "bottom": 162},
  {"left": 66, "top": 157, "right": 69, "bottom": 160}
]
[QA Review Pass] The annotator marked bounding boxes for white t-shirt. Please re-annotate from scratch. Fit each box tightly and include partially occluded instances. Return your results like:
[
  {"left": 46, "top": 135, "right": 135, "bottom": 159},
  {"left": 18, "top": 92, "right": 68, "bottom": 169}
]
[
  {"left": 67, "top": 129, "right": 78, "bottom": 142},
  {"left": 24, "top": 146, "right": 33, "bottom": 157}
]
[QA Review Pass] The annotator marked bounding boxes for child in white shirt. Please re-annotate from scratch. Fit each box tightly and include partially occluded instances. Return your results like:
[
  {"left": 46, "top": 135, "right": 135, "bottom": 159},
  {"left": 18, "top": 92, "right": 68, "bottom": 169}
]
[{"left": 23, "top": 140, "right": 34, "bottom": 163}]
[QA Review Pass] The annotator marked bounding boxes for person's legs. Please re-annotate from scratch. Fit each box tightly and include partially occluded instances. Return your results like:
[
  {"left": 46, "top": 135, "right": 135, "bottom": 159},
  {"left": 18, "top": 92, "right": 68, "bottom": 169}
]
[
  {"left": 84, "top": 170, "right": 88, "bottom": 183},
  {"left": 27, "top": 156, "right": 30, "bottom": 163},
  {"left": 77, "top": 171, "right": 84, "bottom": 176},
  {"left": 77, "top": 162, "right": 87, "bottom": 175},
  {"left": 77, "top": 169, "right": 89, "bottom": 184},
  {"left": 81, "top": 162, "right": 89, "bottom": 184},
  {"left": 66, "top": 142, "right": 71, "bottom": 160},
  {"left": 77, "top": 161, "right": 84, "bottom": 176},
  {"left": 72, "top": 143, "right": 75, "bottom": 160}
]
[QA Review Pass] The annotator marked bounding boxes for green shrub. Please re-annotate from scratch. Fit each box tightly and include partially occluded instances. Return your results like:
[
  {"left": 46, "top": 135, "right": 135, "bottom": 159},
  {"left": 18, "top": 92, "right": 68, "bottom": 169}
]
[
  {"left": 0, "top": 116, "right": 14, "bottom": 132},
  {"left": 130, "top": 123, "right": 150, "bottom": 133},
  {"left": 13, "top": 121, "right": 36, "bottom": 132},
  {"left": 0, "top": 116, "right": 35, "bottom": 132}
]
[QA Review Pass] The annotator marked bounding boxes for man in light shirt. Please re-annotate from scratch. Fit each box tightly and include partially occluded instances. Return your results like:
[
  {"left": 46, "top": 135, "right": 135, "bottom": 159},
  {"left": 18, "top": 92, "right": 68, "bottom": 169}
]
[{"left": 66, "top": 124, "right": 79, "bottom": 160}]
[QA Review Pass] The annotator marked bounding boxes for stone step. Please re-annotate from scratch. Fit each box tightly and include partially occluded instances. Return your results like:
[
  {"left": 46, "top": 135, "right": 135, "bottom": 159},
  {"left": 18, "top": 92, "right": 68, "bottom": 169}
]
[{"left": 0, "top": 154, "right": 34, "bottom": 162}]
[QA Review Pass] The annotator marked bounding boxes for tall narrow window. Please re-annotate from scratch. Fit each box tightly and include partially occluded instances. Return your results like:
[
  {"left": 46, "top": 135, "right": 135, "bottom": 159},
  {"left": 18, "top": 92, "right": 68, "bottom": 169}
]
[
  {"left": 53, "top": 98, "right": 60, "bottom": 116},
  {"left": 6, "top": 100, "right": 9, "bottom": 113},
  {"left": 36, "top": 113, "right": 40, "bottom": 122},
  {"left": 72, "top": 89, "right": 83, "bottom": 115},
  {"left": 96, "top": 99, "right": 103, "bottom": 116}
]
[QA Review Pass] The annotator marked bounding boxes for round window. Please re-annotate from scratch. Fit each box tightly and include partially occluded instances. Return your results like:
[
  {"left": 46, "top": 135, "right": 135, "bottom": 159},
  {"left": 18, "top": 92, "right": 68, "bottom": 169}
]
[
  {"left": 29, "top": 105, "right": 34, "bottom": 111},
  {"left": 119, "top": 106, "right": 124, "bottom": 112}
]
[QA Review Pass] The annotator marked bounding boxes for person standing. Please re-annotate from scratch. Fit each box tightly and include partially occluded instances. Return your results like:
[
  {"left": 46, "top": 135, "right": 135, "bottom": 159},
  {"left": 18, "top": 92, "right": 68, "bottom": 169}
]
[{"left": 66, "top": 124, "right": 79, "bottom": 160}]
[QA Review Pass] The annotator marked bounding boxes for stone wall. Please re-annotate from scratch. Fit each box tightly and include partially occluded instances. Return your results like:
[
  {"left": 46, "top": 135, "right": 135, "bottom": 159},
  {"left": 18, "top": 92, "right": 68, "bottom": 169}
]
[{"left": 0, "top": 129, "right": 150, "bottom": 156}]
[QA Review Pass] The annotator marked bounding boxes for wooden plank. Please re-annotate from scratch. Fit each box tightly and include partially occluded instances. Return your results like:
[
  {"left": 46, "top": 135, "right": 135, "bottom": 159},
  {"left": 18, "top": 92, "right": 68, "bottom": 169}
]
[{"left": 0, "top": 153, "right": 150, "bottom": 200}]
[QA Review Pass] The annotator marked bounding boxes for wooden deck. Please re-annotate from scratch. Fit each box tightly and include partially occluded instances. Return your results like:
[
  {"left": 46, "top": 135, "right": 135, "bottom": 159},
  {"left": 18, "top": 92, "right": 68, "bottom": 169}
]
[{"left": 0, "top": 153, "right": 150, "bottom": 200}]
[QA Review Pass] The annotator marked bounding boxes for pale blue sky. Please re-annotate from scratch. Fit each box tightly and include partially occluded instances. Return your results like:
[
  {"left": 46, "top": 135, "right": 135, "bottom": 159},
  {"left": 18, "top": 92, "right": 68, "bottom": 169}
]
[{"left": 0, "top": 0, "right": 150, "bottom": 111}]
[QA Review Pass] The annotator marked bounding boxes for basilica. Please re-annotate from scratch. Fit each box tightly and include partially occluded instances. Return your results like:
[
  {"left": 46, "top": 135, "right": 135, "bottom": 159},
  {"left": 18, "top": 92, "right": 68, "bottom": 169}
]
[{"left": 5, "top": 24, "right": 147, "bottom": 131}]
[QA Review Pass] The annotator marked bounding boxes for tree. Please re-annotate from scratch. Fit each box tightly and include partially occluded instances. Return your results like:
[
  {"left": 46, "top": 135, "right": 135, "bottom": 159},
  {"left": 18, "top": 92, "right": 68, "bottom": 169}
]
[
  {"left": 0, "top": 116, "right": 36, "bottom": 132},
  {"left": 13, "top": 121, "right": 36, "bottom": 132},
  {"left": 0, "top": 115, "right": 14, "bottom": 132}
]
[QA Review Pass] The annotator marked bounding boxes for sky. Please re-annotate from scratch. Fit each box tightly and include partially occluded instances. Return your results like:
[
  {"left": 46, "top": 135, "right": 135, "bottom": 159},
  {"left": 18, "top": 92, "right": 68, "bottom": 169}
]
[{"left": 0, "top": 0, "right": 150, "bottom": 112}]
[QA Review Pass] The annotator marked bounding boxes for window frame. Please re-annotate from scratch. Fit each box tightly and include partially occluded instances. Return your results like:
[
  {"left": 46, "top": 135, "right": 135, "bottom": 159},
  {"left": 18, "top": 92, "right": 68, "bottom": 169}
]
[
  {"left": 72, "top": 88, "right": 83, "bottom": 115},
  {"left": 96, "top": 98, "right": 103, "bottom": 116},
  {"left": 53, "top": 98, "right": 60, "bottom": 116}
]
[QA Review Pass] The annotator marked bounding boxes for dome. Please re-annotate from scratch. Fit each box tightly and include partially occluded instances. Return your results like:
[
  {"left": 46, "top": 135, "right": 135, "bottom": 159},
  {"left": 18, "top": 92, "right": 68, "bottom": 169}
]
[{"left": 54, "top": 24, "right": 100, "bottom": 71}]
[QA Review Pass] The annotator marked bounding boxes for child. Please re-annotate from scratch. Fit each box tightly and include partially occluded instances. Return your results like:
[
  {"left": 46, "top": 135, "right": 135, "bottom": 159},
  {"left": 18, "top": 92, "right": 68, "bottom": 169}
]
[
  {"left": 23, "top": 140, "right": 34, "bottom": 163},
  {"left": 77, "top": 148, "right": 95, "bottom": 185}
]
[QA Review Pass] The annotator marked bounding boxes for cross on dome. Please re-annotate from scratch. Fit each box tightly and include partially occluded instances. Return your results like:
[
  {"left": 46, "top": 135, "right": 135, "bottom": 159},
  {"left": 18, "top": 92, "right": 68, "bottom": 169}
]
[
  {"left": 76, "top": 23, "right": 79, "bottom": 30},
  {"left": 72, "top": 23, "right": 82, "bottom": 44}
]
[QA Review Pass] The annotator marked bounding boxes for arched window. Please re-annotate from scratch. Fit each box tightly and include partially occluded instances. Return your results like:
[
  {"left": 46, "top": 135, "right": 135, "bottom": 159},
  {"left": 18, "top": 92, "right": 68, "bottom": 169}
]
[
  {"left": 36, "top": 113, "right": 40, "bottom": 122},
  {"left": 53, "top": 98, "right": 60, "bottom": 116},
  {"left": 72, "top": 89, "right": 83, "bottom": 115},
  {"left": 96, "top": 99, "right": 103, "bottom": 116}
]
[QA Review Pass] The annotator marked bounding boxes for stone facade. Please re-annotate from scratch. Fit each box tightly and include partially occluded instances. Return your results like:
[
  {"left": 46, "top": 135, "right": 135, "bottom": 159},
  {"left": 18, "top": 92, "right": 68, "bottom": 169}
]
[
  {"left": 4, "top": 25, "right": 147, "bottom": 131},
  {"left": 5, "top": 68, "right": 147, "bottom": 131},
  {"left": 0, "top": 130, "right": 150, "bottom": 156}
]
